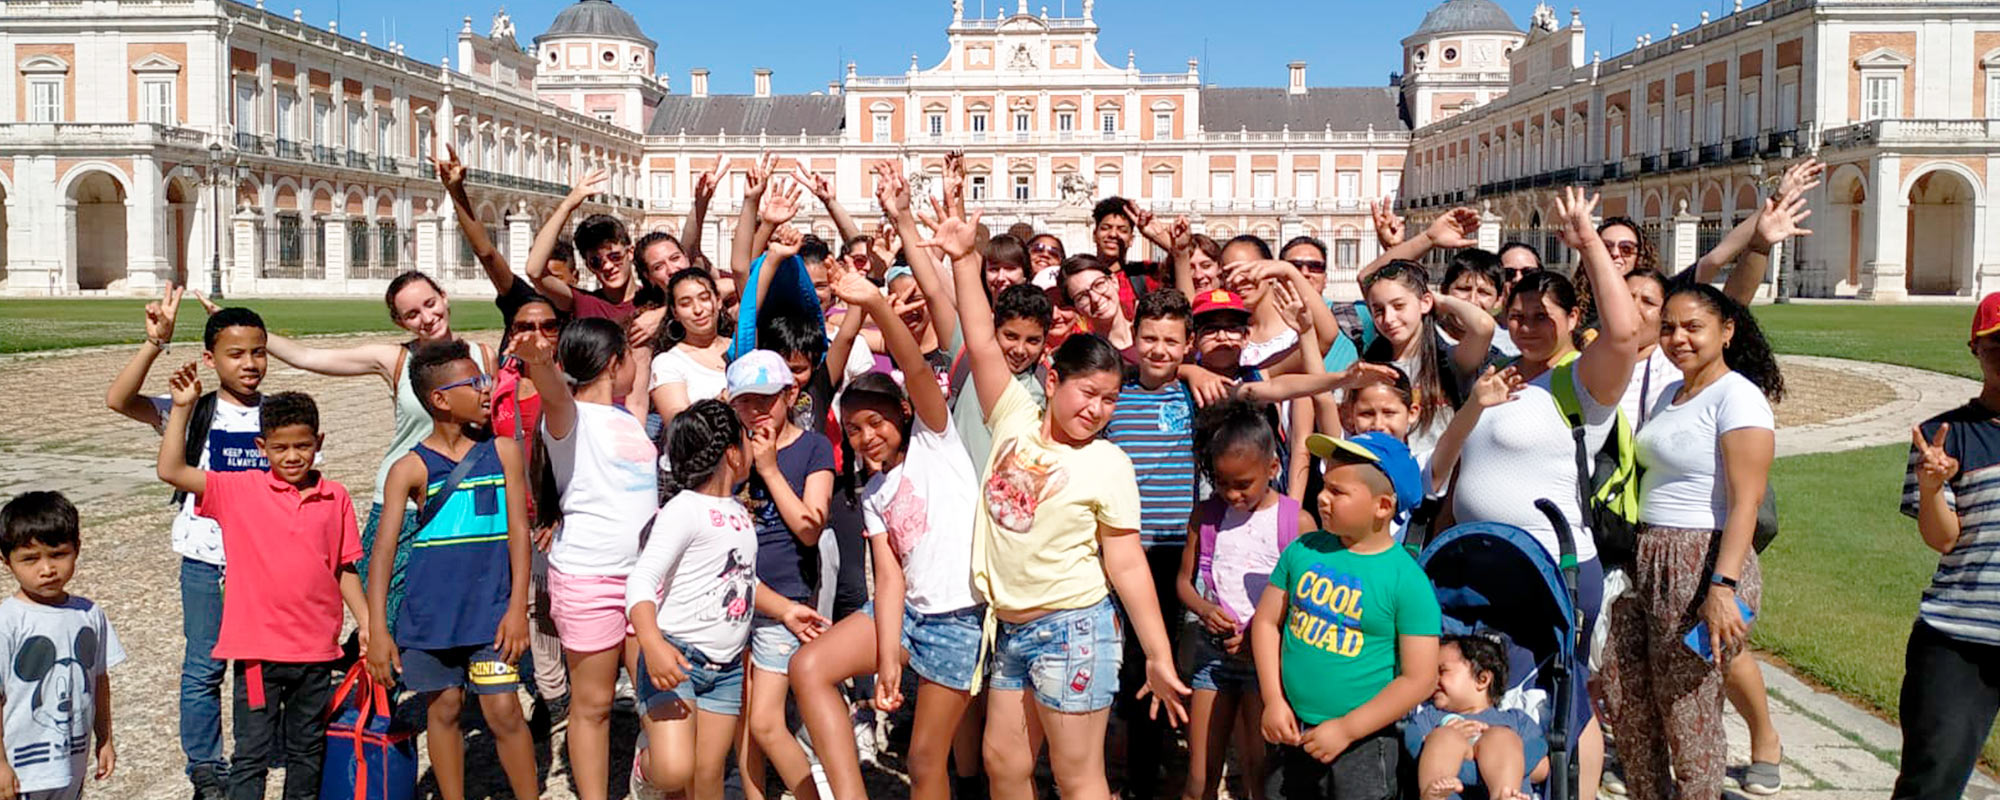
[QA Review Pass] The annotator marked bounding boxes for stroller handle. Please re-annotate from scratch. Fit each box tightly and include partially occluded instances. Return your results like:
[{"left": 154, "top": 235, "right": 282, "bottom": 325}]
[{"left": 1533, "top": 497, "right": 1584, "bottom": 800}]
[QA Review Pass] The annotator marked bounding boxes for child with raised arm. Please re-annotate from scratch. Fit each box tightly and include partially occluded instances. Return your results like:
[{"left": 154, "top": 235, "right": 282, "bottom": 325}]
[
  {"left": 1250, "top": 432, "right": 1439, "bottom": 800},
  {"left": 362, "top": 340, "right": 537, "bottom": 800},
  {"left": 155, "top": 372, "right": 367, "bottom": 800},
  {"left": 102, "top": 288, "right": 264, "bottom": 799},
  {"left": 0, "top": 492, "right": 122, "bottom": 800}
]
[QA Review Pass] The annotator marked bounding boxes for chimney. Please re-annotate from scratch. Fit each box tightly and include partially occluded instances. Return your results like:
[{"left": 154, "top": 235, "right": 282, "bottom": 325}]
[
  {"left": 1288, "top": 61, "right": 1307, "bottom": 95},
  {"left": 690, "top": 68, "right": 709, "bottom": 98},
  {"left": 827, "top": 81, "right": 841, "bottom": 96},
  {"left": 754, "top": 68, "right": 772, "bottom": 98}
]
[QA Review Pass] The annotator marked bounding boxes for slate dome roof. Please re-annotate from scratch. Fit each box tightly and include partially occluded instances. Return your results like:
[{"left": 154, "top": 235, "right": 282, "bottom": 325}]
[
  {"left": 533, "top": 0, "right": 655, "bottom": 48},
  {"left": 1408, "top": 0, "right": 1521, "bottom": 40}
]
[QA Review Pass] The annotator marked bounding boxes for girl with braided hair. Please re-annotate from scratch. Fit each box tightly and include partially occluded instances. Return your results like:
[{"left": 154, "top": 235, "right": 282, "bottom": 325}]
[
  {"left": 627, "top": 399, "right": 799, "bottom": 800},
  {"left": 789, "top": 264, "right": 986, "bottom": 800}
]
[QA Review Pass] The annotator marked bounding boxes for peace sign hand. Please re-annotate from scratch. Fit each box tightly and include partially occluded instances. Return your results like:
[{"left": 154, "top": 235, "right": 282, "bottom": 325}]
[
  {"left": 145, "top": 284, "right": 185, "bottom": 343},
  {"left": 1913, "top": 423, "right": 1959, "bottom": 492}
]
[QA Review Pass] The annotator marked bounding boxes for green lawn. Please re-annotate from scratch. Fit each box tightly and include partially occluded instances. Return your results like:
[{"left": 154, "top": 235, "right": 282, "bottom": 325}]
[
  {"left": 0, "top": 298, "right": 501, "bottom": 353},
  {"left": 1756, "top": 304, "right": 1977, "bottom": 378}
]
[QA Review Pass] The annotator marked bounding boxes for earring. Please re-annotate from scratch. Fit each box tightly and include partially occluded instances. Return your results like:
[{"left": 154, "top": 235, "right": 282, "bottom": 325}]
[{"left": 665, "top": 318, "right": 688, "bottom": 342}]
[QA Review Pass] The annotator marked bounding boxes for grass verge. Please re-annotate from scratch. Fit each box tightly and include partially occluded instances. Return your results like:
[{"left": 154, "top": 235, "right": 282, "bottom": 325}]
[
  {"left": 0, "top": 298, "right": 501, "bottom": 353},
  {"left": 1756, "top": 304, "right": 1976, "bottom": 379}
]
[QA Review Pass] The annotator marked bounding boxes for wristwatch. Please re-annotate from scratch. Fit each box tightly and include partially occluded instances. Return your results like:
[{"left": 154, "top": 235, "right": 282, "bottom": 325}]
[{"left": 1709, "top": 573, "right": 1740, "bottom": 591}]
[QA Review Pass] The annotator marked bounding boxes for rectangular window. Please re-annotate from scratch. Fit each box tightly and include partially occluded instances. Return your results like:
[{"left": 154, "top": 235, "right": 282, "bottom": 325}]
[
  {"left": 1608, "top": 122, "right": 1625, "bottom": 161},
  {"left": 1150, "top": 172, "right": 1171, "bottom": 200},
  {"left": 1056, "top": 112, "right": 1074, "bottom": 132},
  {"left": 417, "top": 121, "right": 433, "bottom": 161},
  {"left": 1336, "top": 171, "right": 1358, "bottom": 199},
  {"left": 29, "top": 79, "right": 62, "bottom": 122},
  {"left": 376, "top": 113, "right": 394, "bottom": 157},
  {"left": 312, "top": 98, "right": 330, "bottom": 144},
  {"left": 1335, "top": 239, "right": 1360, "bottom": 268},
  {"left": 277, "top": 213, "right": 303, "bottom": 267},
  {"left": 1739, "top": 90, "right": 1760, "bottom": 137},
  {"left": 1253, "top": 171, "right": 1275, "bottom": 199},
  {"left": 969, "top": 175, "right": 988, "bottom": 201},
  {"left": 1210, "top": 172, "right": 1232, "bottom": 201},
  {"left": 1705, "top": 97, "right": 1724, "bottom": 144},
  {"left": 1014, "top": 112, "right": 1031, "bottom": 132},
  {"left": 1013, "top": 175, "right": 1031, "bottom": 201},
  {"left": 1988, "top": 75, "right": 2000, "bottom": 119},
  {"left": 1778, "top": 80, "right": 1799, "bottom": 129},
  {"left": 971, "top": 114, "right": 987, "bottom": 133},
  {"left": 1295, "top": 171, "right": 1317, "bottom": 200},
  {"left": 273, "top": 92, "right": 293, "bottom": 140},
  {"left": 142, "top": 78, "right": 175, "bottom": 125},
  {"left": 1863, "top": 75, "right": 1899, "bottom": 121},
  {"left": 1153, "top": 111, "right": 1172, "bottom": 139},
  {"left": 872, "top": 113, "right": 891, "bottom": 143},
  {"left": 1099, "top": 172, "right": 1120, "bottom": 198},
  {"left": 1380, "top": 171, "right": 1401, "bottom": 199},
  {"left": 378, "top": 221, "right": 398, "bottom": 268},
  {"left": 928, "top": 113, "right": 943, "bottom": 137},
  {"left": 1648, "top": 108, "right": 1664, "bottom": 152},
  {"left": 653, "top": 173, "right": 671, "bottom": 201},
  {"left": 347, "top": 107, "right": 365, "bottom": 151},
  {"left": 235, "top": 83, "right": 258, "bottom": 134},
  {"left": 1101, "top": 112, "right": 1117, "bottom": 135},
  {"left": 1675, "top": 103, "right": 1693, "bottom": 147},
  {"left": 313, "top": 217, "right": 327, "bottom": 267},
  {"left": 348, "top": 219, "right": 370, "bottom": 267}
]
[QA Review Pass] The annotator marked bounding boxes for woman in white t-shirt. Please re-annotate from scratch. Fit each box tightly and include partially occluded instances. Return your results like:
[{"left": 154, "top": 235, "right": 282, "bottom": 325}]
[
  {"left": 1610, "top": 283, "right": 1782, "bottom": 800},
  {"left": 515, "top": 317, "right": 657, "bottom": 800},
  {"left": 650, "top": 268, "right": 732, "bottom": 435},
  {"left": 1443, "top": 188, "right": 1640, "bottom": 800},
  {"left": 789, "top": 268, "right": 985, "bottom": 800}
]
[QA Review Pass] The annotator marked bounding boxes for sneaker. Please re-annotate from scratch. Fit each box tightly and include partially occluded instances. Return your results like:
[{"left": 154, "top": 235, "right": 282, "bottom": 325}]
[
  {"left": 811, "top": 761, "right": 834, "bottom": 799},
  {"left": 1600, "top": 764, "right": 1628, "bottom": 797},
  {"left": 615, "top": 672, "right": 637, "bottom": 711},
  {"left": 852, "top": 706, "right": 879, "bottom": 766},
  {"left": 1740, "top": 761, "right": 1783, "bottom": 796},
  {"left": 189, "top": 764, "right": 227, "bottom": 800}
]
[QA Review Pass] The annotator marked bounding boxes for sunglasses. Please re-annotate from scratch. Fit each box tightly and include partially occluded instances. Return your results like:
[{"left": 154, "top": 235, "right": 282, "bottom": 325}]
[
  {"left": 436, "top": 374, "right": 495, "bottom": 394},
  {"left": 1289, "top": 259, "right": 1328, "bottom": 274},
  {"left": 511, "top": 319, "right": 562, "bottom": 334},
  {"left": 1606, "top": 241, "right": 1640, "bottom": 257},
  {"left": 1029, "top": 243, "right": 1064, "bottom": 257}
]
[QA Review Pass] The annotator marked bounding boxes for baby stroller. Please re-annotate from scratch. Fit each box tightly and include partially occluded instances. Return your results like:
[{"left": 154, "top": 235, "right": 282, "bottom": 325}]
[{"left": 1414, "top": 499, "right": 1583, "bottom": 800}]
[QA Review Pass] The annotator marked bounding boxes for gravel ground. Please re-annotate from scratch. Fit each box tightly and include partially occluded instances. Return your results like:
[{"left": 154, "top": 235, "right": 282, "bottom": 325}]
[{"left": 0, "top": 335, "right": 1888, "bottom": 800}]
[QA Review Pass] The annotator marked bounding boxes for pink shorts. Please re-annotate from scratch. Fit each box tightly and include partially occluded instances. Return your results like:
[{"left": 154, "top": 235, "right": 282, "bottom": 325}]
[{"left": 547, "top": 566, "right": 636, "bottom": 653}]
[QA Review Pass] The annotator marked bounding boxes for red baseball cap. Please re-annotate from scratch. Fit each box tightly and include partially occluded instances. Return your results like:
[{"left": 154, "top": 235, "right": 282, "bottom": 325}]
[
  {"left": 1975, "top": 293, "right": 2000, "bottom": 340},
  {"left": 1191, "top": 289, "right": 1250, "bottom": 320}
]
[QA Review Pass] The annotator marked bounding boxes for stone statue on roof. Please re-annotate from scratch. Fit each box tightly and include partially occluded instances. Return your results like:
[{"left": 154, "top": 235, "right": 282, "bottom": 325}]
[
  {"left": 490, "top": 9, "right": 517, "bottom": 45},
  {"left": 1530, "top": 2, "right": 1559, "bottom": 33}
]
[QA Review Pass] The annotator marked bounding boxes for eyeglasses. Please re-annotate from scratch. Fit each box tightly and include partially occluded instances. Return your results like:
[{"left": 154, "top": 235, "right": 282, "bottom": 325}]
[
  {"left": 511, "top": 319, "right": 562, "bottom": 335},
  {"left": 1289, "top": 259, "right": 1328, "bottom": 274},
  {"left": 1606, "top": 240, "right": 1640, "bottom": 257},
  {"left": 1197, "top": 323, "right": 1250, "bottom": 339},
  {"left": 437, "top": 374, "right": 495, "bottom": 394}
]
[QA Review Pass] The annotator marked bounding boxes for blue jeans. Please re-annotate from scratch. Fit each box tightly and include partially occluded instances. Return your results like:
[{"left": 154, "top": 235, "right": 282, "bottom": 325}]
[
  {"left": 860, "top": 601, "right": 986, "bottom": 692},
  {"left": 179, "top": 557, "right": 226, "bottom": 773},
  {"left": 638, "top": 636, "right": 746, "bottom": 716},
  {"left": 988, "top": 597, "right": 1124, "bottom": 712}
]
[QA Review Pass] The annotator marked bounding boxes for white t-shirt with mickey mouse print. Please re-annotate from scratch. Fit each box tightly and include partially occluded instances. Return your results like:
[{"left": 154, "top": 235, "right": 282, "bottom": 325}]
[{"left": 0, "top": 595, "right": 124, "bottom": 793}]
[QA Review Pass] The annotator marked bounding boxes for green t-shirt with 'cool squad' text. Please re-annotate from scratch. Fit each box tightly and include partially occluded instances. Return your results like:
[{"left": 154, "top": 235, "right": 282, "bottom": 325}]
[{"left": 1268, "top": 530, "right": 1441, "bottom": 725}]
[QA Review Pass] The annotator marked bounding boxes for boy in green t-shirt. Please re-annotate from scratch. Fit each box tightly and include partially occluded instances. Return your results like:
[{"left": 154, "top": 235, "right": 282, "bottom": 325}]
[{"left": 1251, "top": 432, "right": 1442, "bottom": 800}]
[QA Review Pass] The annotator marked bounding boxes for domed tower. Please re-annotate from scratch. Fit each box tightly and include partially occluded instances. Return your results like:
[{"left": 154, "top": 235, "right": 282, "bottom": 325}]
[
  {"left": 531, "top": 0, "right": 661, "bottom": 133},
  {"left": 1399, "top": 0, "right": 1525, "bottom": 129}
]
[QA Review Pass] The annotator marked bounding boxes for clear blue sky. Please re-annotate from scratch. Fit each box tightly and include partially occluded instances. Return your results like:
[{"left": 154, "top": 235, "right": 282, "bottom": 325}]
[{"left": 321, "top": 0, "right": 1762, "bottom": 95}]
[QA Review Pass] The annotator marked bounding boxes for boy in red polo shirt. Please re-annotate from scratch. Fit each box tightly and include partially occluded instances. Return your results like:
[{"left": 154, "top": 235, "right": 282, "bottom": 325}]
[{"left": 154, "top": 363, "right": 368, "bottom": 800}]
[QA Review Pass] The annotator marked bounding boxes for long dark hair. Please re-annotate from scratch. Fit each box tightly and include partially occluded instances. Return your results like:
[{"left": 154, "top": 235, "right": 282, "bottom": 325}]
[
  {"left": 1361, "top": 260, "right": 1450, "bottom": 432},
  {"left": 559, "top": 317, "right": 627, "bottom": 387},
  {"left": 660, "top": 399, "right": 746, "bottom": 503},
  {"left": 836, "top": 372, "right": 914, "bottom": 492},
  {"left": 1666, "top": 283, "right": 1785, "bottom": 401},
  {"left": 1505, "top": 269, "right": 1585, "bottom": 351},
  {"left": 1049, "top": 333, "right": 1124, "bottom": 383},
  {"left": 653, "top": 267, "right": 722, "bottom": 352},
  {"left": 1578, "top": 216, "right": 1657, "bottom": 324}
]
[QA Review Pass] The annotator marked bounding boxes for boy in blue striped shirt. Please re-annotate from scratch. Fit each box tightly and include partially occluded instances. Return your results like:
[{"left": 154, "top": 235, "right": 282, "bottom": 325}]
[{"left": 1896, "top": 293, "right": 2000, "bottom": 800}]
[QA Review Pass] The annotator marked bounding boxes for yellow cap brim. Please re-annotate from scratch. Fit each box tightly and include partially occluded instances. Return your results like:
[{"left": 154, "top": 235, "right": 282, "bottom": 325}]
[{"left": 1305, "top": 433, "right": 1380, "bottom": 465}]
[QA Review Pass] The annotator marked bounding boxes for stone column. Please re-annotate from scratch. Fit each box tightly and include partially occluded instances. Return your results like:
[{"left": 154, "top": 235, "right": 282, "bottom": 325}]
[
  {"left": 1669, "top": 200, "right": 1700, "bottom": 276},
  {"left": 1858, "top": 155, "right": 1908, "bottom": 302},
  {"left": 1477, "top": 202, "right": 1503, "bottom": 253},
  {"left": 126, "top": 158, "right": 168, "bottom": 293},
  {"left": 506, "top": 203, "right": 533, "bottom": 267},
  {"left": 231, "top": 210, "right": 259, "bottom": 295},
  {"left": 414, "top": 206, "right": 439, "bottom": 274},
  {"left": 322, "top": 213, "right": 349, "bottom": 285}
]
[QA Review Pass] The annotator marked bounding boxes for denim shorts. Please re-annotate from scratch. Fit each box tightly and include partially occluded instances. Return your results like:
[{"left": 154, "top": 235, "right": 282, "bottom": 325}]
[
  {"left": 987, "top": 596, "right": 1123, "bottom": 712},
  {"left": 1177, "top": 619, "right": 1257, "bottom": 693},
  {"left": 637, "top": 636, "right": 745, "bottom": 717},
  {"left": 400, "top": 645, "right": 519, "bottom": 696},
  {"left": 749, "top": 619, "right": 802, "bottom": 674},
  {"left": 861, "top": 601, "right": 985, "bottom": 692}
]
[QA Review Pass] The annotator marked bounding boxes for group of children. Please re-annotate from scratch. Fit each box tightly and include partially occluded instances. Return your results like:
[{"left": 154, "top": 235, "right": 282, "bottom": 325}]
[{"left": 0, "top": 147, "right": 1854, "bottom": 800}]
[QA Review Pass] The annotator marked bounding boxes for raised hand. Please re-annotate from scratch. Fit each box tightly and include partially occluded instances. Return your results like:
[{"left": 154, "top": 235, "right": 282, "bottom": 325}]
[
  {"left": 1371, "top": 198, "right": 1407, "bottom": 249},
  {"left": 145, "top": 284, "right": 184, "bottom": 344},
  {"left": 1273, "top": 279, "right": 1313, "bottom": 333},
  {"left": 766, "top": 224, "right": 806, "bottom": 262},
  {"left": 941, "top": 150, "right": 966, "bottom": 215},
  {"left": 914, "top": 194, "right": 983, "bottom": 261},
  {"left": 510, "top": 328, "right": 556, "bottom": 367},
  {"left": 791, "top": 164, "right": 834, "bottom": 204},
  {"left": 435, "top": 143, "right": 468, "bottom": 191},
  {"left": 830, "top": 264, "right": 886, "bottom": 309},
  {"left": 1552, "top": 187, "right": 1601, "bottom": 250},
  {"left": 1165, "top": 215, "right": 1193, "bottom": 253},
  {"left": 760, "top": 179, "right": 804, "bottom": 226},
  {"left": 1752, "top": 189, "right": 1814, "bottom": 250},
  {"left": 1469, "top": 365, "right": 1527, "bottom": 409},
  {"left": 1777, "top": 157, "right": 1825, "bottom": 199},
  {"left": 568, "top": 168, "right": 609, "bottom": 203},
  {"left": 693, "top": 153, "right": 724, "bottom": 206},
  {"left": 744, "top": 152, "right": 779, "bottom": 200},
  {"left": 870, "top": 223, "right": 902, "bottom": 268},
  {"left": 1425, "top": 206, "right": 1480, "bottom": 249},
  {"left": 872, "top": 160, "right": 913, "bottom": 217},
  {"left": 188, "top": 288, "right": 222, "bottom": 316},
  {"left": 1332, "top": 362, "right": 1402, "bottom": 392},
  {"left": 168, "top": 361, "right": 202, "bottom": 407},
  {"left": 1913, "top": 424, "right": 1958, "bottom": 491}
]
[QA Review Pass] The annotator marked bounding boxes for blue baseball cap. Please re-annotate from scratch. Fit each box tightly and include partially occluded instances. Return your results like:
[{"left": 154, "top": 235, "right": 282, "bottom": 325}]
[
  {"left": 725, "top": 349, "right": 795, "bottom": 397},
  {"left": 1305, "top": 432, "right": 1423, "bottom": 516}
]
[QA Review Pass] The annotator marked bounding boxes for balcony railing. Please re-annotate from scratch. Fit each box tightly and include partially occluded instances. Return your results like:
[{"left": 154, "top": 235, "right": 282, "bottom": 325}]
[
  {"left": 377, "top": 155, "right": 398, "bottom": 174},
  {"left": 1640, "top": 153, "right": 1662, "bottom": 173},
  {"left": 345, "top": 150, "right": 369, "bottom": 169},
  {"left": 234, "top": 131, "right": 265, "bottom": 154},
  {"left": 1731, "top": 137, "right": 1757, "bottom": 159},
  {"left": 314, "top": 145, "right": 339, "bottom": 165},
  {"left": 1667, "top": 149, "right": 1692, "bottom": 169},
  {"left": 1819, "top": 119, "right": 2000, "bottom": 150},
  {"left": 419, "top": 160, "right": 437, "bottom": 179},
  {"left": 1698, "top": 143, "right": 1726, "bottom": 164},
  {"left": 275, "top": 139, "right": 302, "bottom": 160}
]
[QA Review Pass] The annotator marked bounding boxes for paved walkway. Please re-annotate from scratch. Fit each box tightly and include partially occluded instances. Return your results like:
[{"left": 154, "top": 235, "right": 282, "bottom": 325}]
[{"left": 1775, "top": 355, "right": 1982, "bottom": 458}]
